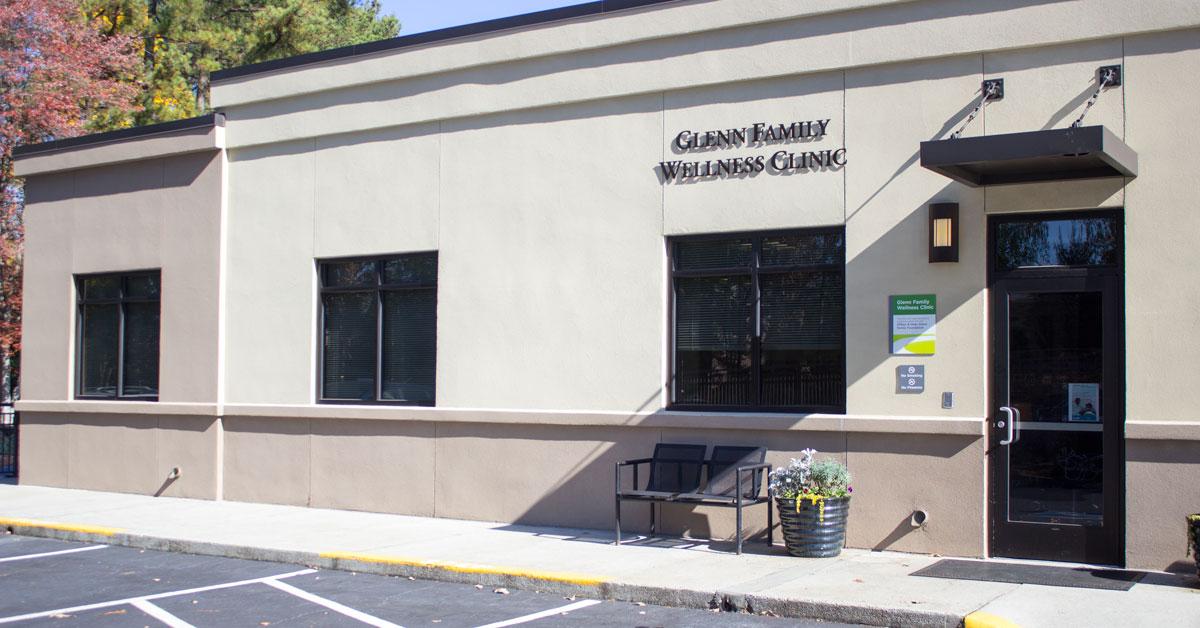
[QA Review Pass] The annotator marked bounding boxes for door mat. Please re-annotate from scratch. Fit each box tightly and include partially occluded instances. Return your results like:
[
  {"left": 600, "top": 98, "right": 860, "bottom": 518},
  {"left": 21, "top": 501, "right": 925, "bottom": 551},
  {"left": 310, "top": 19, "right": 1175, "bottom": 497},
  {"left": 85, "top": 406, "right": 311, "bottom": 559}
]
[{"left": 911, "top": 559, "right": 1145, "bottom": 590}]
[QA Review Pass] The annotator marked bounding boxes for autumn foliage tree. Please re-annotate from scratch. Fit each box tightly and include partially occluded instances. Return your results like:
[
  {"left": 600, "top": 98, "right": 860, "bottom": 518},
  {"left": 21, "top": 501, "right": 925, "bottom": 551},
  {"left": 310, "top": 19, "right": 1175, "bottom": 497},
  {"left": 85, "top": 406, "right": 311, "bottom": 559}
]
[{"left": 0, "top": 0, "right": 142, "bottom": 398}]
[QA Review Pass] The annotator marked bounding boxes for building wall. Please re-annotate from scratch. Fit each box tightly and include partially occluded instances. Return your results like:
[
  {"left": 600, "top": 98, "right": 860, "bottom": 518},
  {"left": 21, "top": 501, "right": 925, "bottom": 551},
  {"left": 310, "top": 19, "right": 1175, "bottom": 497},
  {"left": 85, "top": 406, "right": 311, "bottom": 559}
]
[
  {"left": 21, "top": 145, "right": 224, "bottom": 403},
  {"left": 14, "top": 0, "right": 1200, "bottom": 571}
]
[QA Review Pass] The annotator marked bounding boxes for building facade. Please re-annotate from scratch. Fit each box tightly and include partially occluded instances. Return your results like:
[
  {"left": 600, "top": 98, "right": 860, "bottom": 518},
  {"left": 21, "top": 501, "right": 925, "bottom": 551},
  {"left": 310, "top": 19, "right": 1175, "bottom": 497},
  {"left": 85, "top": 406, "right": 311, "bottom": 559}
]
[{"left": 13, "top": 0, "right": 1200, "bottom": 571}]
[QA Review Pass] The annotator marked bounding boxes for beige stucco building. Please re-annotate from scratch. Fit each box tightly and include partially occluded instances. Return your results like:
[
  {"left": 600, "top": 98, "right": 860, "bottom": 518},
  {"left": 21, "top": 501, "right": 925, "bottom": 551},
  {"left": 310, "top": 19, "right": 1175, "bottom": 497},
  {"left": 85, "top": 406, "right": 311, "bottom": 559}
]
[{"left": 12, "top": 0, "right": 1200, "bottom": 572}]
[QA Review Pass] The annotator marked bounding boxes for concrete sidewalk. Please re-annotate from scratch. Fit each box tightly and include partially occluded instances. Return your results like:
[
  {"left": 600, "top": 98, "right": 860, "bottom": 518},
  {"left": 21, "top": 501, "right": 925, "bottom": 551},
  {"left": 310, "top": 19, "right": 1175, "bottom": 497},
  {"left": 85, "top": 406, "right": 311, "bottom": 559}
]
[{"left": 0, "top": 483, "right": 1196, "bottom": 628}]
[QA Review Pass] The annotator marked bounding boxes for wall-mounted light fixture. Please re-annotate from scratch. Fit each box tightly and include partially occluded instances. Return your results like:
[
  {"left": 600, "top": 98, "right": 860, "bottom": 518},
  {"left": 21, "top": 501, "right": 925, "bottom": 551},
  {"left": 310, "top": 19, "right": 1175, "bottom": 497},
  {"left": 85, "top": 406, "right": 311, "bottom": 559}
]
[{"left": 929, "top": 202, "right": 959, "bottom": 263}]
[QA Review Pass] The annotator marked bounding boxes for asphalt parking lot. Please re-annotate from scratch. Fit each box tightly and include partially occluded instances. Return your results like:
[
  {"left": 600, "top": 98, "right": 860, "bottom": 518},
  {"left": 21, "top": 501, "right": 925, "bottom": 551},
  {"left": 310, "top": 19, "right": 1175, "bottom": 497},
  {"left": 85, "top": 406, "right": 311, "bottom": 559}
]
[{"left": 0, "top": 535, "right": 862, "bottom": 628}]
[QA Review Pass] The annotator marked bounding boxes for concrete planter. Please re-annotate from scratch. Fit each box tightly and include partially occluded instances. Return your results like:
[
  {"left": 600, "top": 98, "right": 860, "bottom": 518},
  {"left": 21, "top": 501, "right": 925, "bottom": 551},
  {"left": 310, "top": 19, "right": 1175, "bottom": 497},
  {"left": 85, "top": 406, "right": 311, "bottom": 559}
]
[{"left": 775, "top": 496, "right": 850, "bottom": 558}]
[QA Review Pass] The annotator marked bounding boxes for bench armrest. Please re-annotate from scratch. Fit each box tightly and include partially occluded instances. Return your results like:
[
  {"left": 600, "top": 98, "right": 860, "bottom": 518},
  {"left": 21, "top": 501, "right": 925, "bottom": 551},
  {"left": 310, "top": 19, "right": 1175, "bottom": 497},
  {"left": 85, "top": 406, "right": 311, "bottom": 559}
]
[{"left": 733, "top": 462, "right": 771, "bottom": 500}]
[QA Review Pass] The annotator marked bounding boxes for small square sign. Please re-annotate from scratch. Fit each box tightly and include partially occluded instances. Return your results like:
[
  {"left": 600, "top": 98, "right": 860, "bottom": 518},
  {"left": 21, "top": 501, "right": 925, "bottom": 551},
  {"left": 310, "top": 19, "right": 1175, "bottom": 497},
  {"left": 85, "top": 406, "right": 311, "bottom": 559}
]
[{"left": 897, "top": 365, "right": 925, "bottom": 393}]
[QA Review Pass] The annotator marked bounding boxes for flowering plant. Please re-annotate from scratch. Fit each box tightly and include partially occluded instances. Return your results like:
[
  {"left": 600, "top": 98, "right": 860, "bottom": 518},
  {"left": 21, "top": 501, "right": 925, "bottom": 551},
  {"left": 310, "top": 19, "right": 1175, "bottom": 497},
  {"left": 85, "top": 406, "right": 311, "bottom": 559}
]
[
  {"left": 768, "top": 449, "right": 852, "bottom": 500},
  {"left": 1188, "top": 514, "right": 1200, "bottom": 557}
]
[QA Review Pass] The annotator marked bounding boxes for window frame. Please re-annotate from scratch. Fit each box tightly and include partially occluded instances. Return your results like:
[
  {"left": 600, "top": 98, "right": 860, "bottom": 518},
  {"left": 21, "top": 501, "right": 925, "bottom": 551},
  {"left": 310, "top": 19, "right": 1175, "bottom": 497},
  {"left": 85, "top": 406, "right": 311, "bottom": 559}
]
[
  {"left": 74, "top": 269, "right": 161, "bottom": 401},
  {"left": 668, "top": 227, "right": 846, "bottom": 414},
  {"left": 316, "top": 252, "right": 438, "bottom": 406}
]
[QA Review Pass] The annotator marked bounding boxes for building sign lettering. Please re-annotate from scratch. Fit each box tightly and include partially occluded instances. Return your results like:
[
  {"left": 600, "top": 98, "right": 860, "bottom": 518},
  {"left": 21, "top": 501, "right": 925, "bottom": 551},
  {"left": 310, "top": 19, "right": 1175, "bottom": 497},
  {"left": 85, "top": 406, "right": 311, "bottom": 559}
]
[{"left": 660, "top": 118, "right": 846, "bottom": 182}]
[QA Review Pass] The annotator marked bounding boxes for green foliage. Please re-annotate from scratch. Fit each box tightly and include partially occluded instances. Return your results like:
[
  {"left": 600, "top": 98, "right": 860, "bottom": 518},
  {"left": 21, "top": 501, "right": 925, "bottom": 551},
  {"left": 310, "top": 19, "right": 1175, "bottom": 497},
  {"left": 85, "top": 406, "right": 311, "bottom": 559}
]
[
  {"left": 83, "top": 0, "right": 400, "bottom": 128},
  {"left": 1188, "top": 514, "right": 1199, "bottom": 557},
  {"left": 768, "top": 449, "right": 853, "bottom": 500}
]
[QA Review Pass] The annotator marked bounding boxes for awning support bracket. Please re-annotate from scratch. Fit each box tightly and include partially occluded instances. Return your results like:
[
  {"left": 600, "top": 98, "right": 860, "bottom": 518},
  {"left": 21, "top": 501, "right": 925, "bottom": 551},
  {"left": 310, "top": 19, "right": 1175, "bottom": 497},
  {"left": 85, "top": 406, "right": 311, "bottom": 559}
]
[
  {"left": 1071, "top": 65, "right": 1121, "bottom": 128},
  {"left": 951, "top": 78, "right": 1004, "bottom": 139}
]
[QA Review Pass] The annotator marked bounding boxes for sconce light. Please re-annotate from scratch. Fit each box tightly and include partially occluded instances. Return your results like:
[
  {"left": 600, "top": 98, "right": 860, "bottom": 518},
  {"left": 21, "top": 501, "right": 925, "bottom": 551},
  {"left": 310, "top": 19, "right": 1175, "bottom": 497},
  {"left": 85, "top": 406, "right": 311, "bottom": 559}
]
[{"left": 928, "top": 202, "right": 959, "bottom": 263}]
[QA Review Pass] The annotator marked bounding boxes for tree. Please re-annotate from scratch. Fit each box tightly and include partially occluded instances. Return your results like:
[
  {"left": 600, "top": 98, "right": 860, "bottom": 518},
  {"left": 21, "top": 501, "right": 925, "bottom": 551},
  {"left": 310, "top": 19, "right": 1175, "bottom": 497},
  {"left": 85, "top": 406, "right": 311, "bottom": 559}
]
[
  {"left": 0, "top": 0, "right": 143, "bottom": 399},
  {"left": 84, "top": 0, "right": 400, "bottom": 125}
]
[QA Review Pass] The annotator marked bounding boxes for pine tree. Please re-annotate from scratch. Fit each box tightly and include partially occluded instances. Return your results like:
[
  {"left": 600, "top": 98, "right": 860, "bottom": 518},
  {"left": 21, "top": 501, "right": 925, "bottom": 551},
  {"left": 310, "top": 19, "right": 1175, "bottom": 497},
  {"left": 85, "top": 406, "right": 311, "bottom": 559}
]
[{"left": 85, "top": 0, "right": 400, "bottom": 125}]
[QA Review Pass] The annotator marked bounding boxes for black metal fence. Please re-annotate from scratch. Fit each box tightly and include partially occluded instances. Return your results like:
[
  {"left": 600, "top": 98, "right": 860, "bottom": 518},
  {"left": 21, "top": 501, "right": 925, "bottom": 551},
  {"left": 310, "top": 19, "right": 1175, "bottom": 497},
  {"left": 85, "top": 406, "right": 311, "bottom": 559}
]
[{"left": 0, "top": 403, "right": 16, "bottom": 477}]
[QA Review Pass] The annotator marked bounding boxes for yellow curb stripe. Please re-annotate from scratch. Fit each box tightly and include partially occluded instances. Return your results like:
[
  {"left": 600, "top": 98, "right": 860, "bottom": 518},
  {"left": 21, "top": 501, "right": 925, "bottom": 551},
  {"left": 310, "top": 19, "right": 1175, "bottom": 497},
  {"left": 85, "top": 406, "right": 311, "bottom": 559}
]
[
  {"left": 965, "top": 611, "right": 1026, "bottom": 628},
  {"left": 320, "top": 551, "right": 609, "bottom": 587},
  {"left": 0, "top": 517, "right": 126, "bottom": 537}
]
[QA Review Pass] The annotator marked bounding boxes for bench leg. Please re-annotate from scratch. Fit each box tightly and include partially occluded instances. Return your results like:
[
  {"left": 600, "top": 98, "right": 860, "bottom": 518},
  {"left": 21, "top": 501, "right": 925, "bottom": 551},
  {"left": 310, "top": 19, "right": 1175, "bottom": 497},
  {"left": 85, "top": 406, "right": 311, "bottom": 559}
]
[
  {"left": 650, "top": 503, "right": 657, "bottom": 536},
  {"left": 767, "top": 494, "right": 774, "bottom": 548},
  {"left": 736, "top": 499, "right": 744, "bottom": 555},
  {"left": 615, "top": 497, "right": 622, "bottom": 546}
]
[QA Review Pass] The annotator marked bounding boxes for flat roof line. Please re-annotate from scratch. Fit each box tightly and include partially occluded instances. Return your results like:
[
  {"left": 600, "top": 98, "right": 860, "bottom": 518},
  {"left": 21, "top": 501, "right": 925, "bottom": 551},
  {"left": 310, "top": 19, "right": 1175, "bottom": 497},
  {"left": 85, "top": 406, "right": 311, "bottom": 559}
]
[
  {"left": 12, "top": 113, "right": 222, "bottom": 159},
  {"left": 209, "top": 0, "right": 682, "bottom": 83}
]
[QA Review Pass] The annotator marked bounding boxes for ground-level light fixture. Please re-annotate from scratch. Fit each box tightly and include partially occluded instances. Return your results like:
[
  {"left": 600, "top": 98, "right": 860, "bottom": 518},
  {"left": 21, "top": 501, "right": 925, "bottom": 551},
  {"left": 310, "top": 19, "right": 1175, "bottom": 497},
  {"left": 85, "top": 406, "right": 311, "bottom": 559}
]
[{"left": 929, "top": 202, "right": 959, "bottom": 263}]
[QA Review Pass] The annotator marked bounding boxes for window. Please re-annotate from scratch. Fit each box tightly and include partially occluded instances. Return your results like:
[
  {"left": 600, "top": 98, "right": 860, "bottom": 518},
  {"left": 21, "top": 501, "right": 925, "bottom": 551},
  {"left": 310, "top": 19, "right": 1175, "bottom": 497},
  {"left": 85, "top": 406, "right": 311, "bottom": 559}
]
[
  {"left": 76, "top": 271, "right": 161, "bottom": 399},
  {"left": 318, "top": 253, "right": 437, "bottom": 405},
  {"left": 670, "top": 229, "right": 845, "bottom": 412}
]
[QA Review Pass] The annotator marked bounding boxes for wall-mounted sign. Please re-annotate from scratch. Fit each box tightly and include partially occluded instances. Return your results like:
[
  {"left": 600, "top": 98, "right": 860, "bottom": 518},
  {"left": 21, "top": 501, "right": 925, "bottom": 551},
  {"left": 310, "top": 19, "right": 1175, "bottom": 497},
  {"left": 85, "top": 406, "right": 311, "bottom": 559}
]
[
  {"left": 897, "top": 365, "right": 925, "bottom": 393},
  {"left": 659, "top": 118, "right": 847, "bottom": 182},
  {"left": 891, "top": 294, "right": 936, "bottom": 354}
]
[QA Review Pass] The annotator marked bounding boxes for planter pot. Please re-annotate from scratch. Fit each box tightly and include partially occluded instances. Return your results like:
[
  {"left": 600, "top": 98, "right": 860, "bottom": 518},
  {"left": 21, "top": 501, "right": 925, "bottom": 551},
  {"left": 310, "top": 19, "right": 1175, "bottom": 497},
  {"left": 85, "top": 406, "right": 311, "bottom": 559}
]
[
  {"left": 775, "top": 496, "right": 850, "bottom": 557},
  {"left": 1189, "top": 514, "right": 1200, "bottom": 580}
]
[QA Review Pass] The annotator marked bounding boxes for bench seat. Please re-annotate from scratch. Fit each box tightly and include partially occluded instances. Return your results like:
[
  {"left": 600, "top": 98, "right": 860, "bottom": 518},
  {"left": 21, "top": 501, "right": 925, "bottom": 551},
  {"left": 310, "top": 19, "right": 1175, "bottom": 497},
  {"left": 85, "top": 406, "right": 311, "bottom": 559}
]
[{"left": 615, "top": 443, "right": 772, "bottom": 555}]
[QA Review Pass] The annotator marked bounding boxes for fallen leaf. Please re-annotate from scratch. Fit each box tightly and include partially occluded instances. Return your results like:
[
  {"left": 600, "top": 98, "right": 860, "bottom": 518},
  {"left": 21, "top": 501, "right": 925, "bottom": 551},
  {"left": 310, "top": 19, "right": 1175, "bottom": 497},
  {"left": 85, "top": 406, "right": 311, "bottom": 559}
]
[
  {"left": 565, "top": 596, "right": 576, "bottom": 601},
  {"left": 634, "top": 602, "right": 646, "bottom": 607},
  {"left": 260, "top": 623, "right": 270, "bottom": 626},
  {"left": 433, "top": 621, "right": 442, "bottom": 624},
  {"left": 474, "top": 584, "right": 483, "bottom": 589},
  {"left": 119, "top": 571, "right": 136, "bottom": 576},
  {"left": 760, "top": 611, "right": 780, "bottom": 617},
  {"left": 49, "top": 614, "right": 73, "bottom": 619},
  {"left": 152, "top": 578, "right": 160, "bottom": 582},
  {"left": 638, "top": 611, "right": 646, "bottom": 615},
  {"left": 103, "top": 610, "right": 126, "bottom": 615},
  {"left": 853, "top": 578, "right": 864, "bottom": 583},
  {"left": 910, "top": 600, "right": 925, "bottom": 604},
  {"left": 493, "top": 588, "right": 509, "bottom": 595},
  {"left": 191, "top": 601, "right": 197, "bottom": 604},
  {"left": 407, "top": 577, "right": 415, "bottom": 581}
]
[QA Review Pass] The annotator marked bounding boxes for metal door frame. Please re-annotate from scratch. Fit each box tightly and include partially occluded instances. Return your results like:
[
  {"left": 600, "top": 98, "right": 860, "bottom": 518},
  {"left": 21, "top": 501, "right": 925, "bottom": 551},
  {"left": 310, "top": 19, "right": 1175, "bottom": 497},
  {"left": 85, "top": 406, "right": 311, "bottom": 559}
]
[{"left": 987, "top": 209, "right": 1125, "bottom": 566}]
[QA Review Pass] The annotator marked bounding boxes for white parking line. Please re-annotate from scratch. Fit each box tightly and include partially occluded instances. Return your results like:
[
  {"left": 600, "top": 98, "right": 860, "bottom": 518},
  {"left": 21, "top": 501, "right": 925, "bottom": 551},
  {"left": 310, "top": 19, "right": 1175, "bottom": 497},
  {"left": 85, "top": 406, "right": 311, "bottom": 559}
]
[
  {"left": 0, "top": 544, "right": 108, "bottom": 563},
  {"left": 130, "top": 599, "right": 198, "bottom": 628},
  {"left": 264, "top": 579, "right": 407, "bottom": 628},
  {"left": 0, "top": 568, "right": 316, "bottom": 624},
  {"left": 470, "top": 599, "right": 604, "bottom": 628}
]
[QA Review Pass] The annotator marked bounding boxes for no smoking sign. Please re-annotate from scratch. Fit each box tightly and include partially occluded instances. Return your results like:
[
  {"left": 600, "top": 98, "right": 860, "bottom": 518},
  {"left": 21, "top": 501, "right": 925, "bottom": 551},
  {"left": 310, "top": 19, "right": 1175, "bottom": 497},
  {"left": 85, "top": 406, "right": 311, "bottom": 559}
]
[{"left": 896, "top": 365, "right": 925, "bottom": 393}]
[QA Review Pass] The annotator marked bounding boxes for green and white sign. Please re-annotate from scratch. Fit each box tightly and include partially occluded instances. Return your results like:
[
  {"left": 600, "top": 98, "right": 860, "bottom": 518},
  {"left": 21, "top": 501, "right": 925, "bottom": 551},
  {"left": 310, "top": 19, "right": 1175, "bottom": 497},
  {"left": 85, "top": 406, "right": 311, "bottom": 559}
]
[{"left": 891, "top": 294, "right": 936, "bottom": 355}]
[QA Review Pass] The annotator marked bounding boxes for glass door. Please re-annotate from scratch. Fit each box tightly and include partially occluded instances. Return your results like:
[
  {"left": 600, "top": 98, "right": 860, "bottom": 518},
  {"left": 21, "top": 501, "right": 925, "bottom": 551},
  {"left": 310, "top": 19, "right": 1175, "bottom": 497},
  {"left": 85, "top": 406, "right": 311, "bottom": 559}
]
[{"left": 989, "top": 212, "right": 1124, "bottom": 566}]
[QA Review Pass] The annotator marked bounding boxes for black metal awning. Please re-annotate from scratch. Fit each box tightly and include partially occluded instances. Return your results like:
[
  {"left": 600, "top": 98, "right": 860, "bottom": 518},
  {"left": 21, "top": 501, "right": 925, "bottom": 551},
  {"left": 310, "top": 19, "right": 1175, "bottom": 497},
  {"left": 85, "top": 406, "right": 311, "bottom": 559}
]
[{"left": 919, "top": 125, "right": 1136, "bottom": 187}]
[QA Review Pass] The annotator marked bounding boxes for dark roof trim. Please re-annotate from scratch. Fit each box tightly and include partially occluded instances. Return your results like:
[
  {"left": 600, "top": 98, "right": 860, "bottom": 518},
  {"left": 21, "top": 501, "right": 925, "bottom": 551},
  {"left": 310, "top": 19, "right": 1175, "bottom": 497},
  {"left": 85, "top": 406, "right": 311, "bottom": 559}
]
[
  {"left": 919, "top": 125, "right": 1137, "bottom": 187},
  {"left": 13, "top": 114, "right": 223, "bottom": 158},
  {"left": 210, "top": 0, "right": 681, "bottom": 83}
]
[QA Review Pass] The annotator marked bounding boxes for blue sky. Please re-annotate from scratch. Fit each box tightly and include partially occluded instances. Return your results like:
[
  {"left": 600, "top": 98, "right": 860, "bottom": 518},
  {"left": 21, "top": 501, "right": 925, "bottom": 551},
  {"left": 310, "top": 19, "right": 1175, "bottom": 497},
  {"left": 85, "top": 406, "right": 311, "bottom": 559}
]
[{"left": 377, "top": 1, "right": 587, "bottom": 36}]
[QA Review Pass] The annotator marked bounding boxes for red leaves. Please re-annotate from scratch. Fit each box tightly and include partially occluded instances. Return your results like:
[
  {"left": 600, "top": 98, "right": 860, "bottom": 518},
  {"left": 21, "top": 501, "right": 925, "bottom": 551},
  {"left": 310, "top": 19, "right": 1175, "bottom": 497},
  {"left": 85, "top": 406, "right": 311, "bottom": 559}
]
[{"left": 0, "top": 0, "right": 143, "bottom": 365}]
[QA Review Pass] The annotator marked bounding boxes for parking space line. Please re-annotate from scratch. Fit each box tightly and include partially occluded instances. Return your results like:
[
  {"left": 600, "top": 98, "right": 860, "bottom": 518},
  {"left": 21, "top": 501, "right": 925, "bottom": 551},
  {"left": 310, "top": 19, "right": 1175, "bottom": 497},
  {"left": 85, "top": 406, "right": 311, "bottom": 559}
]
[
  {"left": 0, "top": 544, "right": 108, "bottom": 563},
  {"left": 470, "top": 599, "right": 604, "bottom": 628},
  {"left": 0, "top": 568, "right": 316, "bottom": 625},
  {"left": 130, "top": 599, "right": 198, "bottom": 628},
  {"left": 264, "top": 579, "right": 406, "bottom": 628}
]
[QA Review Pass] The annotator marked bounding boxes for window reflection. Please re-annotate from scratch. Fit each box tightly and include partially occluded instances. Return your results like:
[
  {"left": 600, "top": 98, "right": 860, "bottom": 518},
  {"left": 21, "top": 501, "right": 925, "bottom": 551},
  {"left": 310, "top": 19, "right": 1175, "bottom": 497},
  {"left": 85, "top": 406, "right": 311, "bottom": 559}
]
[{"left": 995, "top": 217, "right": 1117, "bottom": 269}]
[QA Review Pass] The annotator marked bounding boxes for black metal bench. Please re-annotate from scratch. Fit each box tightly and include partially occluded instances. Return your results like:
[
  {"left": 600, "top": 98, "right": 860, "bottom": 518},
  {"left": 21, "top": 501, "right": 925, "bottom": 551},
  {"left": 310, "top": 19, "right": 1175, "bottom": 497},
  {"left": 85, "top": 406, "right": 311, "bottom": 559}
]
[{"left": 615, "top": 443, "right": 772, "bottom": 554}]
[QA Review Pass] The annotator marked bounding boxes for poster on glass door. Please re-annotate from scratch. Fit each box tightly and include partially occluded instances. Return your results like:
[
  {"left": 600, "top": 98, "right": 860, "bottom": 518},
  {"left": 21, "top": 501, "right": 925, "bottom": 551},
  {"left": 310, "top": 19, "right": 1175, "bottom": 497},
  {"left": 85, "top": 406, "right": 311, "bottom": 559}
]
[{"left": 1068, "top": 383, "right": 1100, "bottom": 422}]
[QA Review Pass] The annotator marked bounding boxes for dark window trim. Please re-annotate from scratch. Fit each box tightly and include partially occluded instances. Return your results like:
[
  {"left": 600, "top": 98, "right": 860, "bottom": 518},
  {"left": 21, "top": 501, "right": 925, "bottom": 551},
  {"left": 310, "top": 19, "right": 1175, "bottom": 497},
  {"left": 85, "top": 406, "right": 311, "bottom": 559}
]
[
  {"left": 668, "top": 227, "right": 847, "bottom": 414},
  {"left": 75, "top": 270, "right": 161, "bottom": 401},
  {"left": 316, "top": 252, "right": 438, "bottom": 406}
]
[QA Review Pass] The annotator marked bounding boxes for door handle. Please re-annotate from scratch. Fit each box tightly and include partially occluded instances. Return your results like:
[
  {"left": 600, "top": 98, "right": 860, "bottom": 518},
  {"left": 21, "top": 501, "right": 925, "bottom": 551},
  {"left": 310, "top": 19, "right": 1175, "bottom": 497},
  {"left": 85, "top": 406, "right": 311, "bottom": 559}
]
[{"left": 998, "top": 406, "right": 1016, "bottom": 445}]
